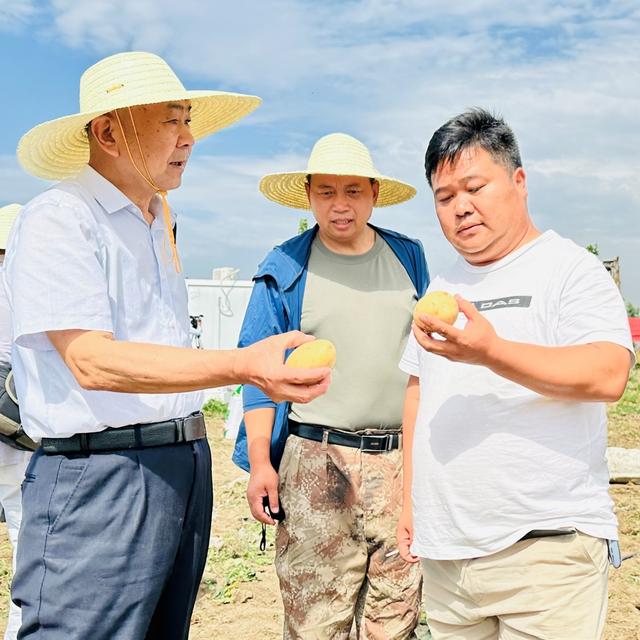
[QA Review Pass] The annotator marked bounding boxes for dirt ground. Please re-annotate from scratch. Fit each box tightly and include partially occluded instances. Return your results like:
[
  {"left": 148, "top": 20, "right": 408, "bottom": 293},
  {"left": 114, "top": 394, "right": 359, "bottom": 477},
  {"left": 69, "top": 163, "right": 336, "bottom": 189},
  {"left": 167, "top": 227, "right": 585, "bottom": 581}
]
[
  {"left": 189, "top": 420, "right": 640, "bottom": 640},
  {"left": 0, "top": 394, "right": 638, "bottom": 639}
]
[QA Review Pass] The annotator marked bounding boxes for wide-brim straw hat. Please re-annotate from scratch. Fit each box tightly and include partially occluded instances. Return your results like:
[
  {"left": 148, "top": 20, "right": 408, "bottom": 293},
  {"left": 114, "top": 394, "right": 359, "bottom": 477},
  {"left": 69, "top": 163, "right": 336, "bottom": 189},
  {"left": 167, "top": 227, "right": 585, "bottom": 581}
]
[
  {"left": 18, "top": 51, "right": 262, "bottom": 180},
  {"left": 0, "top": 204, "right": 21, "bottom": 250},
  {"left": 259, "top": 133, "right": 416, "bottom": 209}
]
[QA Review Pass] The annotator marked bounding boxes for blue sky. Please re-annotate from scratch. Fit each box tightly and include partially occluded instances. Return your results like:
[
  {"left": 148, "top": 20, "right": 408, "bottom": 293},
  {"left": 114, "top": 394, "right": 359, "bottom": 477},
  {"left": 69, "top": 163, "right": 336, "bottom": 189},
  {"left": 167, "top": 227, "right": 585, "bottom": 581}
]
[{"left": 1, "top": 0, "right": 639, "bottom": 304}]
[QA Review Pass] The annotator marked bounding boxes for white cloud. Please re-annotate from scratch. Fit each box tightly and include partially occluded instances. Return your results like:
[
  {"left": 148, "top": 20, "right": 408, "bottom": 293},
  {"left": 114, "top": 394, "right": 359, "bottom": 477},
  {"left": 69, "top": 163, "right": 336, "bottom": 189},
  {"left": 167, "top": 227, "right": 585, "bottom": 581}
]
[
  {"left": 50, "top": 0, "right": 170, "bottom": 51},
  {"left": 0, "top": 0, "right": 37, "bottom": 29}
]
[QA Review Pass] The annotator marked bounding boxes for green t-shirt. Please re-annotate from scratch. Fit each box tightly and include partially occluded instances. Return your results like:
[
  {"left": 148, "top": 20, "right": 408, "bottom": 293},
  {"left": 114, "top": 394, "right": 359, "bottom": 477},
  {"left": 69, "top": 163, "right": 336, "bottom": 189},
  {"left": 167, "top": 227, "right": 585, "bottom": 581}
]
[{"left": 290, "top": 232, "right": 416, "bottom": 431}]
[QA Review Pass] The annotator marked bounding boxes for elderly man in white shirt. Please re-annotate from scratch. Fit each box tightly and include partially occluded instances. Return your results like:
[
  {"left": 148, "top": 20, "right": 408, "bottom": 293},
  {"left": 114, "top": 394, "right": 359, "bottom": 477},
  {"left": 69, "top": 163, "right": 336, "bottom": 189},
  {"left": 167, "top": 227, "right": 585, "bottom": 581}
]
[{"left": 5, "top": 52, "right": 330, "bottom": 640}]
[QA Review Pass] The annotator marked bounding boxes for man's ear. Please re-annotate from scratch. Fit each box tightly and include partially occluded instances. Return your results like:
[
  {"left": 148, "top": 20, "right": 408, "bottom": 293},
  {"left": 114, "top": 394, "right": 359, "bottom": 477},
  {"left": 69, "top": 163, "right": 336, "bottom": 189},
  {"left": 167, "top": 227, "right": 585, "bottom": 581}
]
[
  {"left": 89, "top": 114, "right": 120, "bottom": 159},
  {"left": 513, "top": 166, "right": 527, "bottom": 195},
  {"left": 371, "top": 179, "right": 380, "bottom": 205},
  {"left": 305, "top": 179, "right": 312, "bottom": 205}
]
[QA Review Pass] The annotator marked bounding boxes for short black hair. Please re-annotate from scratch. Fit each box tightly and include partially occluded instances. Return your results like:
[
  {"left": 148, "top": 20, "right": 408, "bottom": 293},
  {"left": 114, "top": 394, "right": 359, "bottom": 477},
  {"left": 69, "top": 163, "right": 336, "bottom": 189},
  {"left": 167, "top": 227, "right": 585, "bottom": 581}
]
[{"left": 424, "top": 108, "right": 522, "bottom": 187}]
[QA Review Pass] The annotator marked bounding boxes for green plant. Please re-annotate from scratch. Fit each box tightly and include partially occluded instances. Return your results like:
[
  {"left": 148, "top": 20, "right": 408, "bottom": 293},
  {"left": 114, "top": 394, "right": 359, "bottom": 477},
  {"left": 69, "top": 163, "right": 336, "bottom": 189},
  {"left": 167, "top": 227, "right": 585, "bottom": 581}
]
[
  {"left": 204, "top": 557, "right": 257, "bottom": 603},
  {"left": 626, "top": 301, "right": 639, "bottom": 318},
  {"left": 202, "top": 398, "right": 228, "bottom": 418},
  {"left": 586, "top": 243, "right": 599, "bottom": 256},
  {"left": 298, "top": 217, "right": 309, "bottom": 234},
  {"left": 203, "top": 524, "right": 275, "bottom": 603}
]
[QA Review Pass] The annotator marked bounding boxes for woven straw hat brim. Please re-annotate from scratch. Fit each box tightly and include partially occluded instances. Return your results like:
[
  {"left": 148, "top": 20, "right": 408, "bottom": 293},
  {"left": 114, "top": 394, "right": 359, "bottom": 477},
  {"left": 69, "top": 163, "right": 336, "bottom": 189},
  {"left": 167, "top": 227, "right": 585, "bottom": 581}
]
[
  {"left": 18, "top": 90, "right": 261, "bottom": 180},
  {"left": 0, "top": 204, "right": 22, "bottom": 250},
  {"left": 259, "top": 171, "right": 417, "bottom": 210}
]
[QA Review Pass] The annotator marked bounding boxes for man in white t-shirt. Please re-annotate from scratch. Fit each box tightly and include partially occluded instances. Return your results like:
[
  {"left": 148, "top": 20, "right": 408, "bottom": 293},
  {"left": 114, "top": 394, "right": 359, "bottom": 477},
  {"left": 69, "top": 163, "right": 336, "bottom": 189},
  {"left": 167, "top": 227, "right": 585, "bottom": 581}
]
[{"left": 397, "top": 108, "right": 634, "bottom": 640}]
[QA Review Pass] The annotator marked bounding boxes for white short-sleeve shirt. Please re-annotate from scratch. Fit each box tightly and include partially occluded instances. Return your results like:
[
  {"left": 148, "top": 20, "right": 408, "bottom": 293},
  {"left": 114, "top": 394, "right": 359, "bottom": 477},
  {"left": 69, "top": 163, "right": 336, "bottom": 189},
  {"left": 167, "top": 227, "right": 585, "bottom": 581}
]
[
  {"left": 4, "top": 166, "right": 203, "bottom": 439},
  {"left": 400, "top": 231, "right": 634, "bottom": 560}
]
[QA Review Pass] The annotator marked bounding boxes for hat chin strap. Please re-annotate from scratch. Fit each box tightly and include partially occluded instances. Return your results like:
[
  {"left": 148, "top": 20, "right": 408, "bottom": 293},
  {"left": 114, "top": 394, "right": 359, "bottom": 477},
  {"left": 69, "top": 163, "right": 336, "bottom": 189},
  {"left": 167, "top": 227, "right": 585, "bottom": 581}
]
[{"left": 113, "top": 107, "right": 182, "bottom": 273}]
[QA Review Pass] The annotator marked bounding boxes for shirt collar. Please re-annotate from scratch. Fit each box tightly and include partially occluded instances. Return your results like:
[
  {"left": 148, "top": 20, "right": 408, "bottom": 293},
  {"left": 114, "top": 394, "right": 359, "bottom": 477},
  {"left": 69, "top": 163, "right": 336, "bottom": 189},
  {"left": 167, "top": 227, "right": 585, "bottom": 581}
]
[
  {"left": 76, "top": 165, "right": 177, "bottom": 224},
  {"left": 149, "top": 193, "right": 176, "bottom": 225},
  {"left": 76, "top": 165, "right": 137, "bottom": 215}
]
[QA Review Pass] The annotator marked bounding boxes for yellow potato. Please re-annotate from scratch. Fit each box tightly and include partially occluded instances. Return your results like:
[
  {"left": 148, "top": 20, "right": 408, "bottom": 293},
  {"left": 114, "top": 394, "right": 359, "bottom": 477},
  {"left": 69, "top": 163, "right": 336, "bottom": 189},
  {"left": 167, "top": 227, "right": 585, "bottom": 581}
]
[
  {"left": 285, "top": 339, "right": 337, "bottom": 368},
  {"left": 413, "top": 291, "right": 459, "bottom": 325}
]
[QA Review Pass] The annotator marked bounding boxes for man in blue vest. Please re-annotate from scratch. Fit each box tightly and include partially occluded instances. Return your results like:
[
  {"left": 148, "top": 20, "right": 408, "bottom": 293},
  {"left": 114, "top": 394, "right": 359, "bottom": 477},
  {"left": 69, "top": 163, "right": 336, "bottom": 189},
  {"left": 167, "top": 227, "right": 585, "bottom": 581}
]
[{"left": 234, "top": 133, "right": 428, "bottom": 639}]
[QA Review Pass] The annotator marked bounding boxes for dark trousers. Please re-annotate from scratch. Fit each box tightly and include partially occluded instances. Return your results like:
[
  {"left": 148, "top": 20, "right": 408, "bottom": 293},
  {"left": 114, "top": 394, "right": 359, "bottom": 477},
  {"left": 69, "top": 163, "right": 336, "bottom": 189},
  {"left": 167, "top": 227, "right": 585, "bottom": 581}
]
[{"left": 12, "top": 438, "right": 213, "bottom": 640}]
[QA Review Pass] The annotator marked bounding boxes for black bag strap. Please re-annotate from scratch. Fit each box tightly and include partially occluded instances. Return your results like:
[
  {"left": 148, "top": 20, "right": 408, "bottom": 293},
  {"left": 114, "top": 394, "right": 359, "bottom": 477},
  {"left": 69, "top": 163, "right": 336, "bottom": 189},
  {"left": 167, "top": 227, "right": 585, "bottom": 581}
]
[{"left": 0, "top": 364, "right": 36, "bottom": 451}]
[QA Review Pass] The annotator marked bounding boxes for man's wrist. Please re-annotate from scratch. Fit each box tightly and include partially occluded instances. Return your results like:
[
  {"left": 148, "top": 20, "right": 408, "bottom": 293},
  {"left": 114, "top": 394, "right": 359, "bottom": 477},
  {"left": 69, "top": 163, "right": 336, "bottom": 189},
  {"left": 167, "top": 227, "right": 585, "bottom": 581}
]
[
  {"left": 249, "top": 450, "right": 274, "bottom": 469},
  {"left": 247, "top": 433, "right": 273, "bottom": 468},
  {"left": 250, "top": 458, "right": 274, "bottom": 471},
  {"left": 400, "top": 506, "right": 413, "bottom": 523},
  {"left": 483, "top": 334, "right": 507, "bottom": 370},
  {"left": 231, "top": 346, "right": 253, "bottom": 386}
]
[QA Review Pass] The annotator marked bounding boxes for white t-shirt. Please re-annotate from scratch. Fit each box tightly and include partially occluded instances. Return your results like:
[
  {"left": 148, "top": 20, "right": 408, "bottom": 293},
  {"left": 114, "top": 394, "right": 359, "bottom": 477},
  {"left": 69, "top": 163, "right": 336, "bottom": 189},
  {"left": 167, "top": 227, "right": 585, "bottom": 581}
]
[{"left": 400, "top": 231, "right": 634, "bottom": 560}]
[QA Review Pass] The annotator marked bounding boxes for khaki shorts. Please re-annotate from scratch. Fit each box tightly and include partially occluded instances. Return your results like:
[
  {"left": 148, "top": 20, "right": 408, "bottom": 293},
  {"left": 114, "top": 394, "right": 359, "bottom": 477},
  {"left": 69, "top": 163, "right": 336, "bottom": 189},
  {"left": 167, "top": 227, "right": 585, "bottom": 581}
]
[{"left": 421, "top": 531, "right": 609, "bottom": 640}]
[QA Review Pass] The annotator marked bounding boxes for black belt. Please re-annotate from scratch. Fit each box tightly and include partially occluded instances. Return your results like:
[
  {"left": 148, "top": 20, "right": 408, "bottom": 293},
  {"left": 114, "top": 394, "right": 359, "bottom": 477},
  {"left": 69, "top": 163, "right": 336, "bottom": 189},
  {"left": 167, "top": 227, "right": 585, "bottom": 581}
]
[
  {"left": 41, "top": 412, "right": 206, "bottom": 454},
  {"left": 289, "top": 421, "right": 401, "bottom": 453},
  {"left": 519, "top": 529, "right": 576, "bottom": 541}
]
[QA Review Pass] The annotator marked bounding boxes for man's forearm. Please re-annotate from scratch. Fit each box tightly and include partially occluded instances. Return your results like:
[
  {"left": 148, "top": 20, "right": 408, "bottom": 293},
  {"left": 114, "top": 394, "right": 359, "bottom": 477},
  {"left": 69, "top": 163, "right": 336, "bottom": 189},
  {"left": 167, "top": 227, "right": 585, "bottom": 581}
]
[
  {"left": 245, "top": 408, "right": 276, "bottom": 468},
  {"left": 486, "top": 339, "right": 631, "bottom": 402},
  {"left": 47, "top": 328, "right": 331, "bottom": 405},
  {"left": 401, "top": 377, "right": 420, "bottom": 510},
  {"left": 57, "top": 330, "right": 250, "bottom": 392}
]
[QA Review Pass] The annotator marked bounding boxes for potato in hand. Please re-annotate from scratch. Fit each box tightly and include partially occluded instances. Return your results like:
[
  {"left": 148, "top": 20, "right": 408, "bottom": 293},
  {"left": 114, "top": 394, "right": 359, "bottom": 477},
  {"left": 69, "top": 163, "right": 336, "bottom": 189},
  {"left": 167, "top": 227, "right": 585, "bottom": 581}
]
[
  {"left": 413, "top": 291, "right": 459, "bottom": 325},
  {"left": 285, "top": 339, "right": 336, "bottom": 368}
]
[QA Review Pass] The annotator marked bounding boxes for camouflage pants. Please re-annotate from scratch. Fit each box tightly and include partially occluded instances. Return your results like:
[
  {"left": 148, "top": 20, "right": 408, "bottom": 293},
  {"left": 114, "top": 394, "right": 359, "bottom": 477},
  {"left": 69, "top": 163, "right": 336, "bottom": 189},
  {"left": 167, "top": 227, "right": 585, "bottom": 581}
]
[{"left": 275, "top": 433, "right": 422, "bottom": 640}]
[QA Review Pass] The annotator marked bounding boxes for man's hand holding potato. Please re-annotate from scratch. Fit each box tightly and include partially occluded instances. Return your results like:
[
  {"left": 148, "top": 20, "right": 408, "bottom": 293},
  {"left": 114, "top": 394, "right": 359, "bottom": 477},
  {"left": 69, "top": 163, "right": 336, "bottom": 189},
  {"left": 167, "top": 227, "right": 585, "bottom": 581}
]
[
  {"left": 239, "top": 332, "right": 333, "bottom": 404},
  {"left": 413, "top": 295, "right": 499, "bottom": 367}
]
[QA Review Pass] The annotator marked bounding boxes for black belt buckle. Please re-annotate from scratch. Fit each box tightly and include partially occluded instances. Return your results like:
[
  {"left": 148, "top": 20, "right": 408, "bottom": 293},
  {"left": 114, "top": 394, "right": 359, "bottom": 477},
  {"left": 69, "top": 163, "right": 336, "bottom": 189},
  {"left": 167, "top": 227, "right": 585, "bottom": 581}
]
[
  {"left": 172, "top": 413, "right": 206, "bottom": 444},
  {"left": 361, "top": 433, "right": 391, "bottom": 453},
  {"left": 183, "top": 413, "right": 205, "bottom": 441}
]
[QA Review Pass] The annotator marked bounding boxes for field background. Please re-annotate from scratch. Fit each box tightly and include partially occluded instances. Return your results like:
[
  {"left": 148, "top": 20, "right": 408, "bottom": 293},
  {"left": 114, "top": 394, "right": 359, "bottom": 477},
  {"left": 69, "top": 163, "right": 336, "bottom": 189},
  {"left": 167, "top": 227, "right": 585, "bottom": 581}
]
[{"left": 0, "top": 367, "right": 638, "bottom": 639}]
